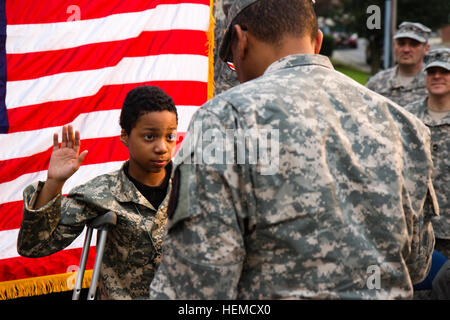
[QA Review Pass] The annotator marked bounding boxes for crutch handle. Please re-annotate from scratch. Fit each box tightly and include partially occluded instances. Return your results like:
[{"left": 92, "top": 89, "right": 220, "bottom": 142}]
[{"left": 88, "top": 211, "right": 117, "bottom": 230}]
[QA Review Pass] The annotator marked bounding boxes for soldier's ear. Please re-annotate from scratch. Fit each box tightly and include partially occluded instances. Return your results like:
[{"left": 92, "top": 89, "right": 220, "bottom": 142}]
[
  {"left": 120, "top": 129, "right": 129, "bottom": 147},
  {"left": 314, "top": 29, "right": 323, "bottom": 54},
  {"left": 234, "top": 24, "right": 248, "bottom": 61}
]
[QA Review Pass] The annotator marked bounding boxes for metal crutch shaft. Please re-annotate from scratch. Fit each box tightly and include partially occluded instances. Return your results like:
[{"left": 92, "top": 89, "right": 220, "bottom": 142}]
[
  {"left": 87, "top": 228, "right": 108, "bottom": 300},
  {"left": 72, "top": 226, "right": 93, "bottom": 300}
]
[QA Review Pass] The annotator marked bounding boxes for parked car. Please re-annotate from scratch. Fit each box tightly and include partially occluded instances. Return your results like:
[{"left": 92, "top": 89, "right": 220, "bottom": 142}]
[{"left": 333, "top": 32, "right": 358, "bottom": 49}]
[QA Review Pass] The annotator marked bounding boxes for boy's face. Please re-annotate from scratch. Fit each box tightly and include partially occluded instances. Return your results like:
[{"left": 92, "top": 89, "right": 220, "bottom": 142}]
[{"left": 121, "top": 110, "right": 177, "bottom": 179}]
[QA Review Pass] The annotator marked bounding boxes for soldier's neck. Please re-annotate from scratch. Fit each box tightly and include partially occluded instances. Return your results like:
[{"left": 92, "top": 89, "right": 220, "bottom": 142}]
[
  {"left": 428, "top": 94, "right": 450, "bottom": 112},
  {"left": 398, "top": 63, "right": 423, "bottom": 77}
]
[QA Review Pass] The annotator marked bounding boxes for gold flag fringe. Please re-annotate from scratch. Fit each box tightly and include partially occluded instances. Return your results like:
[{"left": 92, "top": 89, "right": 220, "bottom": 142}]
[
  {"left": 0, "top": 270, "right": 92, "bottom": 300},
  {"left": 207, "top": 0, "right": 216, "bottom": 100}
]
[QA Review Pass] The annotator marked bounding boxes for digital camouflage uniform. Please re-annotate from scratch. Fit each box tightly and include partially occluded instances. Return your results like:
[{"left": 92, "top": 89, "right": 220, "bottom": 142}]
[
  {"left": 405, "top": 98, "right": 449, "bottom": 246},
  {"left": 17, "top": 161, "right": 171, "bottom": 300},
  {"left": 365, "top": 66, "right": 428, "bottom": 107},
  {"left": 149, "top": 54, "right": 438, "bottom": 300}
]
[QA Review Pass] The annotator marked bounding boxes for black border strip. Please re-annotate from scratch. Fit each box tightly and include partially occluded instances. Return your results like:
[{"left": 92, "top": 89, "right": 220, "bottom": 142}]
[{"left": 0, "top": 0, "right": 8, "bottom": 133}]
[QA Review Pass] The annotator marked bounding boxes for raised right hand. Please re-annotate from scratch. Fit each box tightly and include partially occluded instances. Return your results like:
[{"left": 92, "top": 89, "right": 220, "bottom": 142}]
[{"left": 47, "top": 125, "right": 88, "bottom": 183}]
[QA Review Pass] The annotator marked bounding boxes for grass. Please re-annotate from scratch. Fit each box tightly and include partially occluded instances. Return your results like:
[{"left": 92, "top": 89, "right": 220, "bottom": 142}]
[{"left": 331, "top": 59, "right": 371, "bottom": 85}]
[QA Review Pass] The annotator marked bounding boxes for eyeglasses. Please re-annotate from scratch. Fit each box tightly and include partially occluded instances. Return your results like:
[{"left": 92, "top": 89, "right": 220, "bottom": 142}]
[
  {"left": 426, "top": 68, "right": 450, "bottom": 75},
  {"left": 226, "top": 61, "right": 236, "bottom": 72}
]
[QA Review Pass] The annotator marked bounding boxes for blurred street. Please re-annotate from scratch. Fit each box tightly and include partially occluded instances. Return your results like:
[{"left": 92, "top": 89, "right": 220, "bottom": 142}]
[
  {"left": 332, "top": 37, "right": 448, "bottom": 75},
  {"left": 332, "top": 38, "right": 371, "bottom": 73}
]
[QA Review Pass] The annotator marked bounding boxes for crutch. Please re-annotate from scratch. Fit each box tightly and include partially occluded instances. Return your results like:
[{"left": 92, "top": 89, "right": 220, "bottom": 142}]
[{"left": 72, "top": 211, "right": 117, "bottom": 300}]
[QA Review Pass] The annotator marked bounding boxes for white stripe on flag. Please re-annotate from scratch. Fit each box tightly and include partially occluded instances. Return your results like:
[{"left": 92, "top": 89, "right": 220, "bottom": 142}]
[
  {"left": 0, "top": 110, "right": 121, "bottom": 161},
  {"left": 7, "top": 54, "right": 209, "bottom": 110},
  {"left": 0, "top": 161, "right": 124, "bottom": 204},
  {"left": 6, "top": 4, "right": 210, "bottom": 54},
  {"left": 0, "top": 227, "right": 97, "bottom": 260},
  {"left": 0, "top": 106, "right": 198, "bottom": 161}
]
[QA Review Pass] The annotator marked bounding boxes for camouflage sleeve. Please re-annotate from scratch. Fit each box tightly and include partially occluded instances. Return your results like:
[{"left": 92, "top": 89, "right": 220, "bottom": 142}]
[
  {"left": 149, "top": 108, "right": 246, "bottom": 299},
  {"left": 365, "top": 76, "right": 375, "bottom": 89},
  {"left": 405, "top": 178, "right": 439, "bottom": 284},
  {"left": 17, "top": 181, "right": 92, "bottom": 258}
]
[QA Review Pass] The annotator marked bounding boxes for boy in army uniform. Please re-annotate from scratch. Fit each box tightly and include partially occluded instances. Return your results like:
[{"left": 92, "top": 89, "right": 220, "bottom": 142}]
[
  {"left": 17, "top": 85, "right": 178, "bottom": 299},
  {"left": 366, "top": 22, "right": 431, "bottom": 106},
  {"left": 149, "top": 0, "right": 437, "bottom": 299}
]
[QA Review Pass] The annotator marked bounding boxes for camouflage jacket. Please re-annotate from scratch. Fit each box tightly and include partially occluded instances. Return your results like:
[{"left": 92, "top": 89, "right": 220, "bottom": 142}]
[
  {"left": 149, "top": 54, "right": 438, "bottom": 300},
  {"left": 366, "top": 66, "right": 427, "bottom": 107},
  {"left": 17, "top": 161, "right": 171, "bottom": 299},
  {"left": 405, "top": 98, "right": 450, "bottom": 239}
]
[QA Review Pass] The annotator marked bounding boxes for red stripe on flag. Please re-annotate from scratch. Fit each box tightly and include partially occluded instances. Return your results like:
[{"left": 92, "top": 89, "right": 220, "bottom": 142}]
[
  {"left": 6, "top": 0, "right": 210, "bottom": 25},
  {"left": 7, "top": 81, "right": 206, "bottom": 133},
  {"left": 7, "top": 30, "right": 208, "bottom": 81},
  {"left": 0, "top": 201, "right": 22, "bottom": 231},
  {"left": 0, "top": 247, "right": 96, "bottom": 282}
]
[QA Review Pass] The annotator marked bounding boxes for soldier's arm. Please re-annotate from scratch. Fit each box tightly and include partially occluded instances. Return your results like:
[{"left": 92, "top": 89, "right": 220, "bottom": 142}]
[
  {"left": 405, "top": 179, "right": 439, "bottom": 284},
  {"left": 365, "top": 73, "right": 377, "bottom": 89}
]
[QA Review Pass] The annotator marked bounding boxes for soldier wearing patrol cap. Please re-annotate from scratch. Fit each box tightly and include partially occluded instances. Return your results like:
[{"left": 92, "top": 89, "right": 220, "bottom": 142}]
[
  {"left": 405, "top": 48, "right": 450, "bottom": 259},
  {"left": 366, "top": 22, "right": 431, "bottom": 106},
  {"left": 149, "top": 0, "right": 437, "bottom": 299}
]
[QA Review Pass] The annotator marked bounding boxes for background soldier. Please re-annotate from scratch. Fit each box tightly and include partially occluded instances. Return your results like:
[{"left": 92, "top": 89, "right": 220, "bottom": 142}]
[
  {"left": 405, "top": 48, "right": 450, "bottom": 258},
  {"left": 366, "top": 22, "right": 431, "bottom": 106},
  {"left": 149, "top": 0, "right": 437, "bottom": 299}
]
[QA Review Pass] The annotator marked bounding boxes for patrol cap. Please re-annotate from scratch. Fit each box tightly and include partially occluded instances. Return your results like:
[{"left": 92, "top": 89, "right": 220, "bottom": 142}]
[
  {"left": 219, "top": 0, "right": 316, "bottom": 62},
  {"left": 219, "top": 0, "right": 261, "bottom": 62},
  {"left": 393, "top": 22, "right": 431, "bottom": 43},
  {"left": 424, "top": 48, "right": 450, "bottom": 71}
]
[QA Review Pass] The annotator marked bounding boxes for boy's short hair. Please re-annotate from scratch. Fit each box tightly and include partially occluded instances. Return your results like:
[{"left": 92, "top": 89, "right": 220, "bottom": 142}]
[
  {"left": 120, "top": 85, "right": 178, "bottom": 134},
  {"left": 233, "top": 0, "right": 318, "bottom": 48}
]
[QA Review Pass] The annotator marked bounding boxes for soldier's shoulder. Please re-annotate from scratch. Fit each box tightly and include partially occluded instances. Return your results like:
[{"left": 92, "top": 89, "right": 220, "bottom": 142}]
[
  {"left": 366, "top": 67, "right": 396, "bottom": 85},
  {"left": 404, "top": 98, "right": 427, "bottom": 114}
]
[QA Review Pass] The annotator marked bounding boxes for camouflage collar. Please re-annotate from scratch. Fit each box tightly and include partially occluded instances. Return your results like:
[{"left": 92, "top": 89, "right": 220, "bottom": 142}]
[
  {"left": 264, "top": 54, "right": 334, "bottom": 75},
  {"left": 110, "top": 161, "right": 157, "bottom": 210},
  {"left": 391, "top": 65, "right": 426, "bottom": 89},
  {"left": 412, "top": 97, "right": 450, "bottom": 126}
]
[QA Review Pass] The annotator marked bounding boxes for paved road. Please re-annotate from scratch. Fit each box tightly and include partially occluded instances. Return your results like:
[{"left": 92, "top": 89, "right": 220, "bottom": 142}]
[{"left": 332, "top": 38, "right": 371, "bottom": 73}]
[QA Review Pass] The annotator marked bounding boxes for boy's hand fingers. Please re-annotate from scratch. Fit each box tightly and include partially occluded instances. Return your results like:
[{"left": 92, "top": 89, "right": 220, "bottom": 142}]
[
  {"left": 53, "top": 133, "right": 59, "bottom": 150},
  {"left": 61, "top": 126, "right": 68, "bottom": 148},
  {"left": 74, "top": 130, "right": 82, "bottom": 150},
  {"left": 77, "top": 150, "right": 88, "bottom": 167},
  {"left": 67, "top": 125, "right": 74, "bottom": 149}
]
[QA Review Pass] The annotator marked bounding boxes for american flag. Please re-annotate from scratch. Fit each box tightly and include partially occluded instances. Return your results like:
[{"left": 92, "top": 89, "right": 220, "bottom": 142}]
[{"left": 0, "top": 0, "right": 212, "bottom": 299}]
